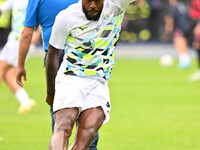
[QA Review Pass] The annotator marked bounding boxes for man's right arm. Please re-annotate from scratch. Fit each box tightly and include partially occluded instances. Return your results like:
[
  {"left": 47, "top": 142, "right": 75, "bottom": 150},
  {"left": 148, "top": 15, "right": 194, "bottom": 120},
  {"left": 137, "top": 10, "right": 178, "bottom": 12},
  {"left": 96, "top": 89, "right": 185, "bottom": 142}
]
[
  {"left": 45, "top": 44, "right": 62, "bottom": 106},
  {"left": 16, "top": 27, "right": 34, "bottom": 87}
]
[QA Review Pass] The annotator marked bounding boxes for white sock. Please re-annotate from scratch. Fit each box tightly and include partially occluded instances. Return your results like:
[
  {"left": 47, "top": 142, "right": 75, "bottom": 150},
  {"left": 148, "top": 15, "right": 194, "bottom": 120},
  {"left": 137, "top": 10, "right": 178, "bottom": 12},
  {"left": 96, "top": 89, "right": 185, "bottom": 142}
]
[
  {"left": 15, "top": 88, "right": 30, "bottom": 105},
  {"left": 179, "top": 53, "right": 190, "bottom": 64}
]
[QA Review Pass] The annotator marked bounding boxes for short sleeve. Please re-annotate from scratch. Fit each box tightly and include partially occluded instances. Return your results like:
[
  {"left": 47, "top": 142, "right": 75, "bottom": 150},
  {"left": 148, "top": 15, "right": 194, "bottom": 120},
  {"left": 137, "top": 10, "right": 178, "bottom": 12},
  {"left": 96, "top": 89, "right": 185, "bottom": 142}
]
[
  {"left": 24, "top": 0, "right": 39, "bottom": 27},
  {"left": 111, "top": 0, "right": 135, "bottom": 11},
  {"left": 49, "top": 11, "right": 69, "bottom": 50}
]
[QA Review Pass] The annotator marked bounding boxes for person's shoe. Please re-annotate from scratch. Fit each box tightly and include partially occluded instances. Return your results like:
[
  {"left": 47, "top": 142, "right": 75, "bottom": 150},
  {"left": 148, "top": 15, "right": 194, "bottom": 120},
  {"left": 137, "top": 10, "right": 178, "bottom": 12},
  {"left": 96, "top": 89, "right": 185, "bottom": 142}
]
[
  {"left": 18, "top": 99, "right": 35, "bottom": 114},
  {"left": 188, "top": 71, "right": 200, "bottom": 82},
  {"left": 178, "top": 61, "right": 191, "bottom": 70}
]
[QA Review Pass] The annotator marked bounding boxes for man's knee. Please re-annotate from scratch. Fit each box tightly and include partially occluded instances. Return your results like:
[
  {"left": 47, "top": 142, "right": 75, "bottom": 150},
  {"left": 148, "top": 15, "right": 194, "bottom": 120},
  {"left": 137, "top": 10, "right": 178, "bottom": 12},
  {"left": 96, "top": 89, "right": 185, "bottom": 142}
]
[
  {"left": 54, "top": 109, "right": 78, "bottom": 137},
  {"left": 73, "top": 127, "right": 97, "bottom": 150},
  {"left": 79, "top": 122, "right": 101, "bottom": 146},
  {"left": 84, "top": 127, "right": 97, "bottom": 140},
  {"left": 54, "top": 118, "right": 74, "bottom": 138}
]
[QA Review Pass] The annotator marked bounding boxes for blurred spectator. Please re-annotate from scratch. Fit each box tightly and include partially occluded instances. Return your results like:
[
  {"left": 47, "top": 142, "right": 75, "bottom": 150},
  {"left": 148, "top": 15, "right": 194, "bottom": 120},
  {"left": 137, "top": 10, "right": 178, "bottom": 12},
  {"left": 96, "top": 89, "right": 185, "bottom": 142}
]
[
  {"left": 0, "top": 0, "right": 35, "bottom": 114},
  {"left": 121, "top": 0, "right": 151, "bottom": 43},
  {"left": 120, "top": 0, "right": 164, "bottom": 43},
  {"left": 147, "top": 0, "right": 162, "bottom": 10},
  {"left": 147, "top": 0, "right": 163, "bottom": 40},
  {"left": 0, "top": 0, "right": 11, "bottom": 48},
  {"left": 188, "top": 0, "right": 200, "bottom": 81},
  {"left": 162, "top": 0, "right": 200, "bottom": 81}
]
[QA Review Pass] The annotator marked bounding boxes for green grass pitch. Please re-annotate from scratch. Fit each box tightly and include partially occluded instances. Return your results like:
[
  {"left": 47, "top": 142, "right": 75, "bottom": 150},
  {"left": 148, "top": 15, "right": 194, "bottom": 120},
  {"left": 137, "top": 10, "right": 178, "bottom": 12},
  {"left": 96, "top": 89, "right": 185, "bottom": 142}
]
[{"left": 0, "top": 56, "right": 200, "bottom": 150}]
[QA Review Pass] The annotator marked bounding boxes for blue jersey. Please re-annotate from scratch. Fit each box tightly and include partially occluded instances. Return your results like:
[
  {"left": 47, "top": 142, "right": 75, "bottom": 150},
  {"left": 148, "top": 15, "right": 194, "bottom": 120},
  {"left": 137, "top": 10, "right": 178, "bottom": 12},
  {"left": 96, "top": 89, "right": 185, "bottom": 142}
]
[{"left": 24, "top": 0, "right": 78, "bottom": 51}]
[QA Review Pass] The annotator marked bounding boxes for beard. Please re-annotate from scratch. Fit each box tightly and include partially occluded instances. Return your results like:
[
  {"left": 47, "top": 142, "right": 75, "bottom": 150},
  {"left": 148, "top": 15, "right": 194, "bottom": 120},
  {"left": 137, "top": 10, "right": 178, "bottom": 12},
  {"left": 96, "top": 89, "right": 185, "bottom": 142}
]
[{"left": 82, "top": 4, "right": 103, "bottom": 21}]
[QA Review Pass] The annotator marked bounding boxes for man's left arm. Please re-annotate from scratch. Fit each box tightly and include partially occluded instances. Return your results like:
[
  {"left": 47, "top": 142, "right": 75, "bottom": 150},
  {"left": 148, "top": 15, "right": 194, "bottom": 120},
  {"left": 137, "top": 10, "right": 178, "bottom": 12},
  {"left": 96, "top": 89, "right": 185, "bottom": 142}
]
[{"left": 45, "top": 44, "right": 62, "bottom": 106}]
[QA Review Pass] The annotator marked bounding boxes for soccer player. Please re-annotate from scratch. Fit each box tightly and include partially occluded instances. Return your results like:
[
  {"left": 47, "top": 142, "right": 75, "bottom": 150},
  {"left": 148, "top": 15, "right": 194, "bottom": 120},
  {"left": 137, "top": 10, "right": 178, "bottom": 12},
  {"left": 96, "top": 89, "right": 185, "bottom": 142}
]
[
  {"left": 166, "top": 0, "right": 191, "bottom": 69},
  {"left": 0, "top": 0, "right": 35, "bottom": 114},
  {"left": 46, "top": 0, "right": 135, "bottom": 149},
  {"left": 188, "top": 0, "right": 200, "bottom": 81},
  {"left": 16, "top": 0, "right": 99, "bottom": 149},
  {"left": 164, "top": 0, "right": 200, "bottom": 80}
]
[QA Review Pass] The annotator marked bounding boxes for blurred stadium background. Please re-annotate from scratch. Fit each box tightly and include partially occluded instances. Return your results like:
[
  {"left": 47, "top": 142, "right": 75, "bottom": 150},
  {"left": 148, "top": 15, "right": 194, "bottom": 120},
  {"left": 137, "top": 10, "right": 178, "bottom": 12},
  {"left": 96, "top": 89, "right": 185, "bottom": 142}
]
[
  {"left": 1, "top": 0, "right": 195, "bottom": 58},
  {"left": 0, "top": 0, "right": 191, "bottom": 47}
]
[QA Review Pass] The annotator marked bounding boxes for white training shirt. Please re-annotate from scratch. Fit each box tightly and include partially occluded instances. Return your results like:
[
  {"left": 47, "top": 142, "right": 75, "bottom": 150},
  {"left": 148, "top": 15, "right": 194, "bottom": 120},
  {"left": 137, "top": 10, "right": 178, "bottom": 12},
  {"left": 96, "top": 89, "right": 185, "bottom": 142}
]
[{"left": 50, "top": 0, "right": 135, "bottom": 82}]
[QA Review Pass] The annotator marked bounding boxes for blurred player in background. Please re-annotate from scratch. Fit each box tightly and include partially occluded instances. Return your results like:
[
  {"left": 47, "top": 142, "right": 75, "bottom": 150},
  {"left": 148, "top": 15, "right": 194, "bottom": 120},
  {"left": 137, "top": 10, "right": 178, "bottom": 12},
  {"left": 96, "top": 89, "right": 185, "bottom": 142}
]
[
  {"left": 163, "top": 0, "right": 200, "bottom": 80},
  {"left": 188, "top": 0, "right": 200, "bottom": 81},
  {"left": 46, "top": 0, "right": 136, "bottom": 149},
  {"left": 163, "top": 0, "right": 191, "bottom": 70},
  {"left": 0, "top": 0, "right": 35, "bottom": 114},
  {"left": 16, "top": 0, "right": 99, "bottom": 149},
  {"left": 0, "top": 0, "right": 11, "bottom": 48}
]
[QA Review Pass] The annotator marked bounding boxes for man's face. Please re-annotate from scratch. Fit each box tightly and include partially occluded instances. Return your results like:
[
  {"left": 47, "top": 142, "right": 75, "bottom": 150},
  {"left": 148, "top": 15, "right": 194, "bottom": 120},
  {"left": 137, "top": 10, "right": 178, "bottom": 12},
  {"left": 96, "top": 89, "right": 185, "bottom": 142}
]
[{"left": 82, "top": 0, "right": 104, "bottom": 21}]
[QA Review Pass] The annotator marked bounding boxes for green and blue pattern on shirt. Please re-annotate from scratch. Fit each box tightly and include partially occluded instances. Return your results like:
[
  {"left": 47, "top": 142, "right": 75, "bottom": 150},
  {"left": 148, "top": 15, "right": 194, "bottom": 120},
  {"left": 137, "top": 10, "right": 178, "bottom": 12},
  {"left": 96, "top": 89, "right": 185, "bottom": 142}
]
[{"left": 64, "top": 6, "right": 123, "bottom": 81}]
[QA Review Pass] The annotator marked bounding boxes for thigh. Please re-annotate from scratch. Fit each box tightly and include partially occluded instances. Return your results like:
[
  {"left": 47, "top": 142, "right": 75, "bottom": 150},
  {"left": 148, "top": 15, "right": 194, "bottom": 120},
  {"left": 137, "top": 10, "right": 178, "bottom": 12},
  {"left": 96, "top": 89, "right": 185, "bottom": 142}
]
[
  {"left": 3, "top": 67, "right": 20, "bottom": 93},
  {"left": 0, "top": 60, "right": 12, "bottom": 82},
  {"left": 78, "top": 106, "right": 105, "bottom": 132},
  {"left": 54, "top": 108, "right": 79, "bottom": 132},
  {"left": 4, "top": 66, "right": 16, "bottom": 78},
  {"left": 69, "top": 108, "right": 103, "bottom": 150},
  {"left": 0, "top": 60, "right": 11, "bottom": 72},
  {"left": 83, "top": 81, "right": 111, "bottom": 125},
  {"left": 0, "top": 39, "right": 19, "bottom": 66}
]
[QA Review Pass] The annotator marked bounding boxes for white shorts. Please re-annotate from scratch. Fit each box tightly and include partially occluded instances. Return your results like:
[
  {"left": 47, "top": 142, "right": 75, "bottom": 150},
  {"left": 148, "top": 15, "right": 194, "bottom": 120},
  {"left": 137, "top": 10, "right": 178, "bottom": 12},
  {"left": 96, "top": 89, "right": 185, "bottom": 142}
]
[
  {"left": 53, "top": 75, "right": 111, "bottom": 125},
  {"left": 0, "top": 39, "right": 19, "bottom": 66}
]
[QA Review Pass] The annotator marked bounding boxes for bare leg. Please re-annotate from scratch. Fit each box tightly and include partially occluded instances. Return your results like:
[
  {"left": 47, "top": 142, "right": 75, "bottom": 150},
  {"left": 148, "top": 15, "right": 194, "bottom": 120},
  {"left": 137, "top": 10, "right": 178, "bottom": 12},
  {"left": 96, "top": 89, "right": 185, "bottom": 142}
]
[
  {"left": 50, "top": 108, "right": 79, "bottom": 150},
  {"left": 71, "top": 106, "right": 105, "bottom": 150},
  {"left": 0, "top": 60, "right": 11, "bottom": 84},
  {"left": 174, "top": 36, "right": 188, "bottom": 54},
  {"left": 174, "top": 36, "right": 191, "bottom": 68},
  {"left": 188, "top": 24, "right": 200, "bottom": 81},
  {"left": 3, "top": 66, "right": 35, "bottom": 114},
  {"left": 3, "top": 67, "right": 21, "bottom": 93}
]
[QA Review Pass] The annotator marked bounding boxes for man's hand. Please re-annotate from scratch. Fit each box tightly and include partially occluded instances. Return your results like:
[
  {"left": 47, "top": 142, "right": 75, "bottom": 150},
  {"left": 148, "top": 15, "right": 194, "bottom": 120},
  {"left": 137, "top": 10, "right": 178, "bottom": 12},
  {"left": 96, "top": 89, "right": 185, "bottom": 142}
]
[
  {"left": 16, "top": 66, "right": 27, "bottom": 87},
  {"left": 46, "top": 92, "right": 55, "bottom": 107}
]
